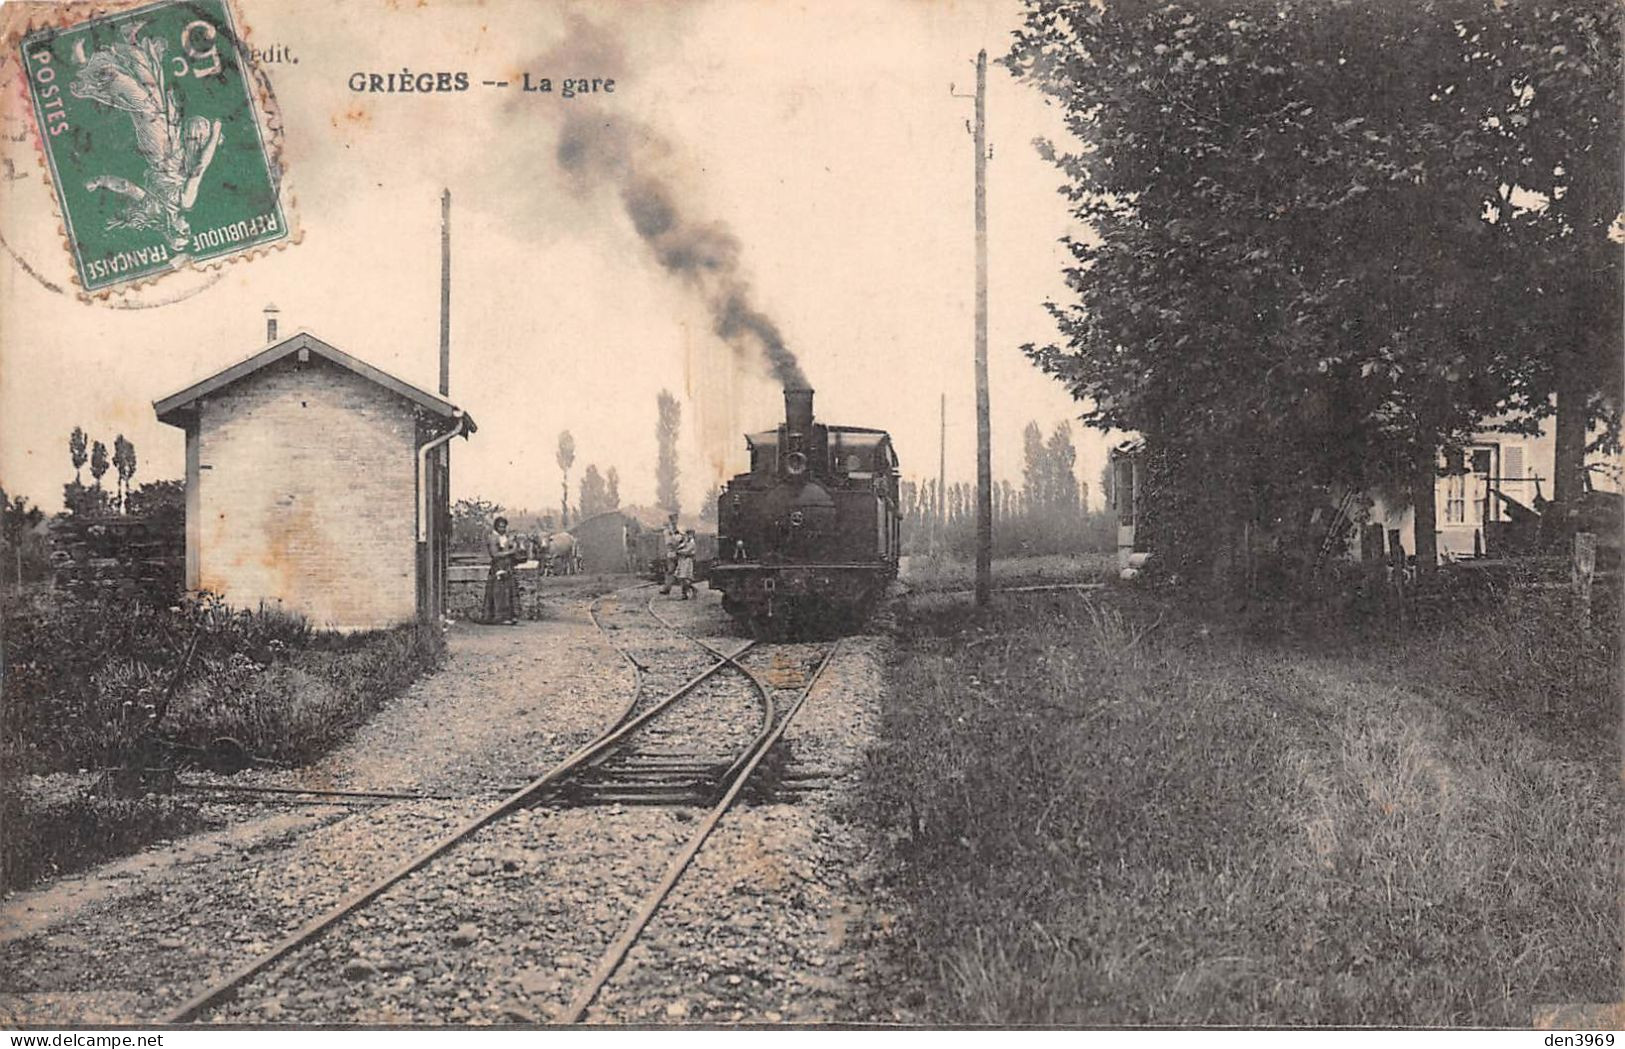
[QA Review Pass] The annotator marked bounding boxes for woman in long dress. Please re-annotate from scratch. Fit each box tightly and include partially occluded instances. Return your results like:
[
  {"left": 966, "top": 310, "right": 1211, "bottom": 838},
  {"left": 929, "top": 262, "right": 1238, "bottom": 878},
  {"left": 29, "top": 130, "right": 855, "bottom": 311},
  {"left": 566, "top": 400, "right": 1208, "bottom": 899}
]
[
  {"left": 483, "top": 516, "right": 521, "bottom": 625},
  {"left": 675, "top": 530, "right": 698, "bottom": 600}
]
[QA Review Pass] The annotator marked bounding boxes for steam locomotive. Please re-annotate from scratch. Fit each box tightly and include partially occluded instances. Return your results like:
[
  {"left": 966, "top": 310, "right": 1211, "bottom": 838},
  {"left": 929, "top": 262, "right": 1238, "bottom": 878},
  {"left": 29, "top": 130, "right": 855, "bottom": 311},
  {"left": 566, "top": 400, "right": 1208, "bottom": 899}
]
[{"left": 709, "top": 388, "right": 902, "bottom": 636}]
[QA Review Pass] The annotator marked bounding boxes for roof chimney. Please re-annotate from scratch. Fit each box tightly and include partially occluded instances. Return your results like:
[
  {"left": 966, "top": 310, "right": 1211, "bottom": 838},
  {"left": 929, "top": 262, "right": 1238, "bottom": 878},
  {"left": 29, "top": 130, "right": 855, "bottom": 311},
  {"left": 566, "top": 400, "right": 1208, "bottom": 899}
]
[{"left": 263, "top": 303, "right": 280, "bottom": 343}]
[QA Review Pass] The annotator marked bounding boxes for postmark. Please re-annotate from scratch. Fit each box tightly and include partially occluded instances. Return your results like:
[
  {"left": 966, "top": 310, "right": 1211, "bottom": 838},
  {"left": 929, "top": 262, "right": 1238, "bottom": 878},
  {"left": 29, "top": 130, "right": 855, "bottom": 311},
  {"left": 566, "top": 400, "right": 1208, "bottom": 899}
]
[{"left": 18, "top": 0, "right": 288, "bottom": 293}]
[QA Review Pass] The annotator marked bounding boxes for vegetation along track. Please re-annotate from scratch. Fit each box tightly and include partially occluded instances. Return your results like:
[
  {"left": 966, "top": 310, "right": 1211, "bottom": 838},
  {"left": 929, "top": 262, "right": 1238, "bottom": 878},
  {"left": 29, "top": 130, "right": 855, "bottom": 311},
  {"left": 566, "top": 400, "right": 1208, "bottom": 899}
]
[{"left": 164, "top": 584, "right": 837, "bottom": 1024}]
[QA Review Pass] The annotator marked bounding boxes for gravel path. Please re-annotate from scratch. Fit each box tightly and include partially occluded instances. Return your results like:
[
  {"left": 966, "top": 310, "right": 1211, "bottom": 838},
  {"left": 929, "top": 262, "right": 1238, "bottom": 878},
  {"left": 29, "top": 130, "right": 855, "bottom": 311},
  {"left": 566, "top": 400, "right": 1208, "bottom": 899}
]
[{"left": 1, "top": 584, "right": 895, "bottom": 1026}]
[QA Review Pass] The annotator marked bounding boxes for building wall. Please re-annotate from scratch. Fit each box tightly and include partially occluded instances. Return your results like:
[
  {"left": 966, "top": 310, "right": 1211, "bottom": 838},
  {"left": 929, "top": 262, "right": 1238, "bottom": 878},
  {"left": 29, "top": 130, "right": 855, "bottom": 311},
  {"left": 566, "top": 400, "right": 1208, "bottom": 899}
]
[{"left": 193, "top": 356, "right": 418, "bottom": 630}]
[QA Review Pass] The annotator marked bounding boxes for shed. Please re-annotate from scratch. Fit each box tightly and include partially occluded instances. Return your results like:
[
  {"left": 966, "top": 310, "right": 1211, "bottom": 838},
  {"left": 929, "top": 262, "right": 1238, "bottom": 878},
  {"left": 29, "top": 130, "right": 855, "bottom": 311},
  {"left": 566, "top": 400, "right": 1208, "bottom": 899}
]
[
  {"left": 154, "top": 331, "right": 476, "bottom": 631},
  {"left": 571, "top": 511, "right": 639, "bottom": 575}
]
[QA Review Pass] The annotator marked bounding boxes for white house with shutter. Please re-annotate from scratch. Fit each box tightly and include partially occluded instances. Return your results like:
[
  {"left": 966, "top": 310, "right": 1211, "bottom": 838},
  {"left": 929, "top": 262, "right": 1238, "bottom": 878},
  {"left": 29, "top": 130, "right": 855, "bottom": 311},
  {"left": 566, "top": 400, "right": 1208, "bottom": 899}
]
[{"left": 1369, "top": 417, "right": 1620, "bottom": 563}]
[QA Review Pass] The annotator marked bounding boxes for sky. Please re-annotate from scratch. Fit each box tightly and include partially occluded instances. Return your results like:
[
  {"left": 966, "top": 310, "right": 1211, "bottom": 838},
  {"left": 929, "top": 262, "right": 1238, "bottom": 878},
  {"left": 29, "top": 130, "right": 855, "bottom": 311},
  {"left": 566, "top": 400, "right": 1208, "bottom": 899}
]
[{"left": 0, "top": 0, "right": 1114, "bottom": 516}]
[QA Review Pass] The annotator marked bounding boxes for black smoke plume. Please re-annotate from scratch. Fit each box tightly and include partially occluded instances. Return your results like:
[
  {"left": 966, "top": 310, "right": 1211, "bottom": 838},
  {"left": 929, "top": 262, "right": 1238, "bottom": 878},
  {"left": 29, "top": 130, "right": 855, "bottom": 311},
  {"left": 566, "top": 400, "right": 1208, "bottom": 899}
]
[{"left": 556, "top": 109, "right": 809, "bottom": 390}]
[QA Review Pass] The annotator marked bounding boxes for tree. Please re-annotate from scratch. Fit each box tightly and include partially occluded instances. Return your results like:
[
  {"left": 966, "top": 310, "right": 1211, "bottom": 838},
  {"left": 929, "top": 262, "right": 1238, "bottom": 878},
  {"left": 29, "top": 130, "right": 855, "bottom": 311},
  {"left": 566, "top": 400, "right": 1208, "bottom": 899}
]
[
  {"left": 1, "top": 487, "right": 47, "bottom": 586},
  {"left": 555, "top": 430, "right": 575, "bottom": 526},
  {"left": 1008, "top": 0, "right": 1621, "bottom": 586},
  {"left": 579, "top": 464, "right": 609, "bottom": 518},
  {"left": 1021, "top": 421, "right": 1047, "bottom": 513},
  {"left": 699, "top": 484, "right": 723, "bottom": 524},
  {"left": 89, "top": 440, "right": 109, "bottom": 495},
  {"left": 125, "top": 479, "right": 184, "bottom": 551},
  {"left": 112, "top": 434, "right": 137, "bottom": 512},
  {"left": 69, "top": 427, "right": 87, "bottom": 484},
  {"left": 125, "top": 479, "right": 183, "bottom": 519},
  {"left": 1047, "top": 423, "right": 1080, "bottom": 515},
  {"left": 656, "top": 389, "right": 682, "bottom": 514},
  {"left": 451, "top": 497, "right": 504, "bottom": 551},
  {"left": 605, "top": 467, "right": 621, "bottom": 511}
]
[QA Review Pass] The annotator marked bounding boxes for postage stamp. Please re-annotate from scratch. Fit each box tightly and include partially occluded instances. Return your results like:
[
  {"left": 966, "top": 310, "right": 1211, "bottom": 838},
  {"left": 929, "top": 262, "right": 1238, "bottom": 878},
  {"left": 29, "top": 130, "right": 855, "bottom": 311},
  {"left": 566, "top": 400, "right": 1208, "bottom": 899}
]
[{"left": 18, "top": 0, "right": 288, "bottom": 292}]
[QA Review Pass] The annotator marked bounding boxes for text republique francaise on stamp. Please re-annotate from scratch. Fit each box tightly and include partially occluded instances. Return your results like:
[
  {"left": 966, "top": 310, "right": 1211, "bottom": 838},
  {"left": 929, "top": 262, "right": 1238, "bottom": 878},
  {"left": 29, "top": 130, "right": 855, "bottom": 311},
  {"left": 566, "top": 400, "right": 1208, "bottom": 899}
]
[{"left": 19, "top": 0, "right": 289, "bottom": 293}]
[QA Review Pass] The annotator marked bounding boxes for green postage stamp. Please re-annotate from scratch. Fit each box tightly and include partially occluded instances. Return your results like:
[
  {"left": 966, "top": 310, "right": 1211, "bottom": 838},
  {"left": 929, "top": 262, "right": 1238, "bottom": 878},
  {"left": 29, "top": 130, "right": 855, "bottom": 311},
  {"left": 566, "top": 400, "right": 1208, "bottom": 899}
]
[{"left": 20, "top": 0, "right": 289, "bottom": 292}]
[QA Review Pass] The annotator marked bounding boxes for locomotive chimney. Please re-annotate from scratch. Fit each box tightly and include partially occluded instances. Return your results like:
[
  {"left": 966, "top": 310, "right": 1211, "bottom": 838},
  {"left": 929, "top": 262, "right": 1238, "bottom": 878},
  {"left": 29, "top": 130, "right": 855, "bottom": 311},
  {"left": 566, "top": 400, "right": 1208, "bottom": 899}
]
[{"left": 785, "top": 387, "right": 814, "bottom": 434}]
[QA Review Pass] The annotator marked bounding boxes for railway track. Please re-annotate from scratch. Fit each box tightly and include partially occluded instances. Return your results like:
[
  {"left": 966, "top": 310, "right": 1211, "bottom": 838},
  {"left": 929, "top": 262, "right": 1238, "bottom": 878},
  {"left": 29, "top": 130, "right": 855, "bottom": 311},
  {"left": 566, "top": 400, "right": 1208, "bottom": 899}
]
[{"left": 163, "top": 584, "right": 837, "bottom": 1024}]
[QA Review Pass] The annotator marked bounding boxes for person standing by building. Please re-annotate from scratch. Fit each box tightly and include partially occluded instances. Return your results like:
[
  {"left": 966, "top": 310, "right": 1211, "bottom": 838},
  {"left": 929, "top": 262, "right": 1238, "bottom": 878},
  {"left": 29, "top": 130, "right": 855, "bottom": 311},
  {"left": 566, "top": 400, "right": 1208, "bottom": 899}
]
[
  {"left": 484, "top": 516, "right": 521, "bottom": 625},
  {"left": 658, "top": 512, "right": 680, "bottom": 595},
  {"left": 675, "top": 528, "right": 698, "bottom": 600}
]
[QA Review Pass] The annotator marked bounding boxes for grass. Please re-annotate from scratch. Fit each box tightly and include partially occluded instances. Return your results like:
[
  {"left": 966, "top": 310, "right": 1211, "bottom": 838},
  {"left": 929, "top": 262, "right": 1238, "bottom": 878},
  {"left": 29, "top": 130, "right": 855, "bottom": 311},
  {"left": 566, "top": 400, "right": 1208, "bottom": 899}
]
[
  {"left": 0, "top": 785, "right": 207, "bottom": 891},
  {"left": 2, "top": 592, "right": 447, "bottom": 890},
  {"left": 859, "top": 582, "right": 1620, "bottom": 1025},
  {"left": 161, "top": 623, "right": 446, "bottom": 766},
  {"left": 900, "top": 552, "right": 1116, "bottom": 594}
]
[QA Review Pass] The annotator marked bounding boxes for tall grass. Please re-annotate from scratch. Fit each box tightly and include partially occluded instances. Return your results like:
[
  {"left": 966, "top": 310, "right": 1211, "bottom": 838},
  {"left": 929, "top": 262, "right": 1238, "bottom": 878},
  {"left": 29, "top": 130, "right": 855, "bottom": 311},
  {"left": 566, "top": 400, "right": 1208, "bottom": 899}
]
[
  {"left": 861, "top": 589, "right": 1620, "bottom": 1025},
  {"left": 901, "top": 552, "right": 1115, "bottom": 594},
  {"left": 2, "top": 591, "right": 446, "bottom": 890}
]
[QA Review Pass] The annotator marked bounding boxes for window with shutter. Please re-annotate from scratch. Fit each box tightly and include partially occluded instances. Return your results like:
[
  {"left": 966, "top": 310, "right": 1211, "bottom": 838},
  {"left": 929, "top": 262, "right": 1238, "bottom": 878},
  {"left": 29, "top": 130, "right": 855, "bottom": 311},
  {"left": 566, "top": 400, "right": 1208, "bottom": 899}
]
[{"left": 1504, "top": 445, "right": 1524, "bottom": 481}]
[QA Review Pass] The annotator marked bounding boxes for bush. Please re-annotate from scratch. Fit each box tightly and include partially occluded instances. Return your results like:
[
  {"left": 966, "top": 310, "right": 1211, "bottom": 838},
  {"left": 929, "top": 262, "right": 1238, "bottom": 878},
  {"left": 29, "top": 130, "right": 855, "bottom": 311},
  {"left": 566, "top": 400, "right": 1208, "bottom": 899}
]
[
  {"left": 3, "top": 590, "right": 441, "bottom": 774},
  {"left": 164, "top": 624, "right": 445, "bottom": 765}
]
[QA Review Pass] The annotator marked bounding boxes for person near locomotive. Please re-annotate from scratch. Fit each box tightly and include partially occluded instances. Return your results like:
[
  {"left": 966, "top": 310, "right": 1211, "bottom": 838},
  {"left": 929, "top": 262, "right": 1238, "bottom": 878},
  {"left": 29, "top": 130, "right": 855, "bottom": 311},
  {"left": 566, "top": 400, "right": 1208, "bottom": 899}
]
[
  {"left": 483, "top": 516, "right": 521, "bottom": 625},
  {"left": 674, "top": 529, "right": 698, "bottom": 599},
  {"left": 658, "top": 512, "right": 681, "bottom": 595}
]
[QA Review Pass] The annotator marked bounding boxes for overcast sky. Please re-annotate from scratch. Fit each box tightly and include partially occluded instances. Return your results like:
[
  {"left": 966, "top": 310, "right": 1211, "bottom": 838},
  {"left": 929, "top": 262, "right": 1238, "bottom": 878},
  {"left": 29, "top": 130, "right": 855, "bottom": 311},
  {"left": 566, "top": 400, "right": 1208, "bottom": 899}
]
[{"left": 0, "top": 0, "right": 1114, "bottom": 516}]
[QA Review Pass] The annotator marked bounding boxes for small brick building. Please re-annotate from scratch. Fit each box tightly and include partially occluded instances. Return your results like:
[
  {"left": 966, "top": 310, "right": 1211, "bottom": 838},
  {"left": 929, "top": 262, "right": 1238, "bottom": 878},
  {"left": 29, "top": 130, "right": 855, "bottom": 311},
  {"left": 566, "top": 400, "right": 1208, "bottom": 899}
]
[{"left": 154, "top": 331, "right": 475, "bottom": 631}]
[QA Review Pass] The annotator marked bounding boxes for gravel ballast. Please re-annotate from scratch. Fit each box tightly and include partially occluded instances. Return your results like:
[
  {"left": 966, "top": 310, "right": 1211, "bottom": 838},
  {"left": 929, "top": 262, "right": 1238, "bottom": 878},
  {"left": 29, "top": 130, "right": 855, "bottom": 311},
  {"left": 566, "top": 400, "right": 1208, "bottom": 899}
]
[{"left": 1, "top": 585, "right": 895, "bottom": 1026}]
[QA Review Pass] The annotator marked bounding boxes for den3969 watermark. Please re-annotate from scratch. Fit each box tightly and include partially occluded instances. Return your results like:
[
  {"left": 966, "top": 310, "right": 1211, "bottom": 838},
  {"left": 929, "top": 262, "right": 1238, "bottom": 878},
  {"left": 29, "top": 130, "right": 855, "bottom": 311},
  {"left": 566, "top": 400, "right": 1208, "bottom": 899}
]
[{"left": 19, "top": 0, "right": 289, "bottom": 292}]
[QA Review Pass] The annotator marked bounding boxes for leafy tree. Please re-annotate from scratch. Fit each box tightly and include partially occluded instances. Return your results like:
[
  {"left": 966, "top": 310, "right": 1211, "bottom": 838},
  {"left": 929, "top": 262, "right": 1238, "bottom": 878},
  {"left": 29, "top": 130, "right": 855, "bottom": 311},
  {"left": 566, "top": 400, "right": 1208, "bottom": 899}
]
[
  {"left": 125, "top": 479, "right": 183, "bottom": 520},
  {"left": 1, "top": 487, "right": 47, "bottom": 586},
  {"left": 451, "top": 497, "right": 504, "bottom": 552},
  {"left": 555, "top": 431, "right": 575, "bottom": 526},
  {"left": 579, "top": 464, "right": 609, "bottom": 518},
  {"left": 656, "top": 390, "right": 682, "bottom": 514},
  {"left": 1009, "top": 0, "right": 1622, "bottom": 585},
  {"left": 62, "top": 481, "right": 110, "bottom": 517},
  {"left": 605, "top": 467, "right": 621, "bottom": 511},
  {"left": 112, "top": 435, "right": 137, "bottom": 512},
  {"left": 89, "top": 441, "right": 109, "bottom": 494},
  {"left": 69, "top": 427, "right": 87, "bottom": 484}
]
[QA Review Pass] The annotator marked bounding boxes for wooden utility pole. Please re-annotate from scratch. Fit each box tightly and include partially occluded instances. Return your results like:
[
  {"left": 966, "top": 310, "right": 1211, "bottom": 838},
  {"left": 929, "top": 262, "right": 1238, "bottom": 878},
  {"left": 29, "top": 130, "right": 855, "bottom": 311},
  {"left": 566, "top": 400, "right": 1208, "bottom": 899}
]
[
  {"left": 440, "top": 189, "right": 452, "bottom": 397},
  {"left": 972, "top": 49, "right": 992, "bottom": 606},
  {"left": 431, "top": 189, "right": 453, "bottom": 625}
]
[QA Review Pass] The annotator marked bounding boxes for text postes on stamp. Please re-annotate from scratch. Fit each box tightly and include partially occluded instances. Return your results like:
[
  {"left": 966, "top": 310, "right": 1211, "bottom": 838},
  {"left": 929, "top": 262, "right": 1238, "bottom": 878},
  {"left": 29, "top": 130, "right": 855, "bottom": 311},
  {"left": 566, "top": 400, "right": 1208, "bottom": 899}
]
[{"left": 20, "top": 0, "right": 287, "bottom": 292}]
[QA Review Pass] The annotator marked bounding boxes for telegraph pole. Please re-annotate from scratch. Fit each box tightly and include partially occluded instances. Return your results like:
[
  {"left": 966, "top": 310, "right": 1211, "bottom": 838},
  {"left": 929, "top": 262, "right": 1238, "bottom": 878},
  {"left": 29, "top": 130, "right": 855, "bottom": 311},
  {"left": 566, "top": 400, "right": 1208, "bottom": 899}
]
[
  {"left": 972, "top": 50, "right": 992, "bottom": 606},
  {"left": 440, "top": 189, "right": 452, "bottom": 397},
  {"left": 950, "top": 51, "right": 993, "bottom": 602}
]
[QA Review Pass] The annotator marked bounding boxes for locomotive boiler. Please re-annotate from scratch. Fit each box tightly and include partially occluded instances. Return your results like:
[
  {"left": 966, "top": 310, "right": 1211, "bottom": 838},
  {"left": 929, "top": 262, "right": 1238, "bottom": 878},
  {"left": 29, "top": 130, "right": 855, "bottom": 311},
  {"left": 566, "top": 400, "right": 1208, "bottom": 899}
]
[{"left": 708, "top": 388, "right": 902, "bottom": 636}]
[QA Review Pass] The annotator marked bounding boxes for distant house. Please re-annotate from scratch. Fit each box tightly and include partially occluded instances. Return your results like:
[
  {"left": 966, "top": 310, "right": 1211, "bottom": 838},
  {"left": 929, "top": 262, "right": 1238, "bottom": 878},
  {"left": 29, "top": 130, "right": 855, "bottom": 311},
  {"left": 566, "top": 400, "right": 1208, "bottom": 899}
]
[
  {"left": 1367, "top": 424, "right": 1557, "bottom": 564},
  {"left": 154, "top": 330, "right": 475, "bottom": 631},
  {"left": 1108, "top": 420, "right": 1618, "bottom": 570},
  {"left": 1370, "top": 419, "right": 1623, "bottom": 564}
]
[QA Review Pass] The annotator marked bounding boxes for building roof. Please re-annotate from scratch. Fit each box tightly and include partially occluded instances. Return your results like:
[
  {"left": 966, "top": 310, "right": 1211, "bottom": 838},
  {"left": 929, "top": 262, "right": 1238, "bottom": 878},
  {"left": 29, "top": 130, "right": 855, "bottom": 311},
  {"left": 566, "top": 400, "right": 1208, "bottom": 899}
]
[{"left": 154, "top": 331, "right": 474, "bottom": 430}]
